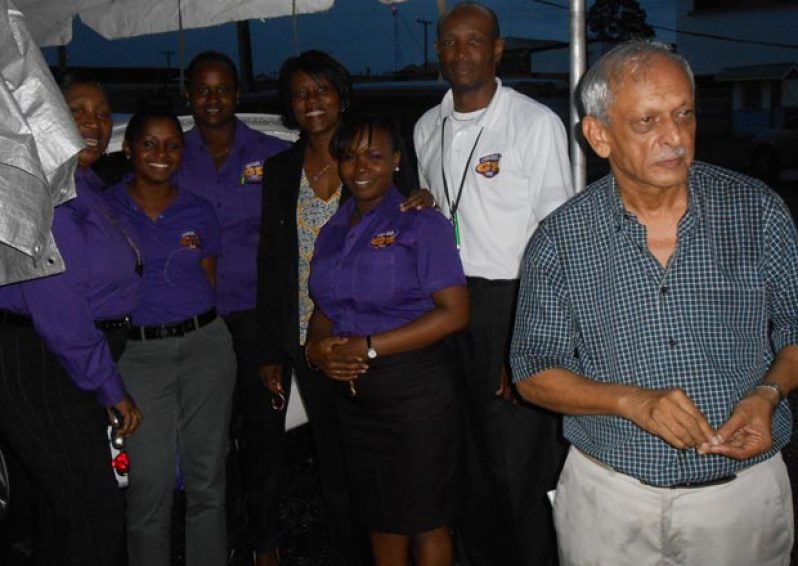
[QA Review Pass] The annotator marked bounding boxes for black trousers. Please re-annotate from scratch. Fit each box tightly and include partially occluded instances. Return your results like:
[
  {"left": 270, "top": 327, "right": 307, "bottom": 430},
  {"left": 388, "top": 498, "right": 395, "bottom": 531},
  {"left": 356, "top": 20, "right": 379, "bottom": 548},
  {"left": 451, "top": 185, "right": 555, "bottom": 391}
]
[
  {"left": 225, "top": 309, "right": 285, "bottom": 555},
  {"left": 453, "top": 278, "right": 566, "bottom": 566},
  {"left": 224, "top": 311, "right": 369, "bottom": 564},
  {"left": 0, "top": 323, "right": 125, "bottom": 566}
]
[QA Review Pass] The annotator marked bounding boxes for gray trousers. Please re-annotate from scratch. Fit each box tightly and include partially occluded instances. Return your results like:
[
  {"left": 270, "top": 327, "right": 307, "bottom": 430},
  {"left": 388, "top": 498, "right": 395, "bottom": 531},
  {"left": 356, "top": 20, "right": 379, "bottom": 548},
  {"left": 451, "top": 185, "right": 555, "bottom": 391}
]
[{"left": 120, "top": 317, "right": 236, "bottom": 566}]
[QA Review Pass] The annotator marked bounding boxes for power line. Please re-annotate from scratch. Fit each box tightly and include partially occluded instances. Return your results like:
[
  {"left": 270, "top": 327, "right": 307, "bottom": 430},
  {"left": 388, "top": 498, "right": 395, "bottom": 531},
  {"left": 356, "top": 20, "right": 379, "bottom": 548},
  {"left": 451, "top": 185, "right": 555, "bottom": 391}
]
[
  {"left": 528, "top": 0, "right": 798, "bottom": 49},
  {"left": 653, "top": 25, "right": 798, "bottom": 49},
  {"left": 397, "top": 10, "right": 426, "bottom": 57}
]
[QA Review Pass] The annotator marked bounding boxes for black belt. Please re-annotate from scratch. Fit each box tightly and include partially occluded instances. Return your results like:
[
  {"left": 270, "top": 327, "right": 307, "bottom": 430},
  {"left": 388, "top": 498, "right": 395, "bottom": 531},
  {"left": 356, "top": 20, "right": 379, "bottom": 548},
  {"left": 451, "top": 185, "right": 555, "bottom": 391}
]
[
  {"left": 650, "top": 474, "right": 737, "bottom": 490},
  {"left": 95, "top": 315, "right": 133, "bottom": 331},
  {"left": 0, "top": 311, "right": 131, "bottom": 332},
  {"left": 0, "top": 311, "right": 33, "bottom": 327},
  {"left": 128, "top": 308, "right": 217, "bottom": 341},
  {"left": 465, "top": 276, "right": 519, "bottom": 288}
]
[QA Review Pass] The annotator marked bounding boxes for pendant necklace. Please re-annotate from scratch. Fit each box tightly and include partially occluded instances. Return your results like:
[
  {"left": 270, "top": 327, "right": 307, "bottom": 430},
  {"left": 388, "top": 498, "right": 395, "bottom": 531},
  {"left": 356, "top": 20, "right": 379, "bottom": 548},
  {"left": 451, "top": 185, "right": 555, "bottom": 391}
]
[{"left": 311, "top": 162, "right": 333, "bottom": 182}]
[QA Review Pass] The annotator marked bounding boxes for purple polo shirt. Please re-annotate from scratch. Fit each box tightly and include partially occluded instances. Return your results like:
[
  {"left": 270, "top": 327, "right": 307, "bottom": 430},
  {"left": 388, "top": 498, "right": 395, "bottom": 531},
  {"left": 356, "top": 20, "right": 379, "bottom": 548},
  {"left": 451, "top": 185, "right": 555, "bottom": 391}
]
[
  {"left": 309, "top": 186, "right": 466, "bottom": 337},
  {"left": 0, "top": 167, "right": 143, "bottom": 407},
  {"left": 176, "top": 119, "right": 288, "bottom": 314},
  {"left": 105, "top": 180, "right": 222, "bottom": 326}
]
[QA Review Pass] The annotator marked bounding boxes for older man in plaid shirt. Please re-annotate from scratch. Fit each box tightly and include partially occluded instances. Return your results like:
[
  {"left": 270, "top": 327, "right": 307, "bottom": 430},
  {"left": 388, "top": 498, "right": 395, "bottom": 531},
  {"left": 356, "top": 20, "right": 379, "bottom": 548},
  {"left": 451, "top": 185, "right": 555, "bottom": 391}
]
[{"left": 510, "top": 40, "right": 798, "bottom": 566}]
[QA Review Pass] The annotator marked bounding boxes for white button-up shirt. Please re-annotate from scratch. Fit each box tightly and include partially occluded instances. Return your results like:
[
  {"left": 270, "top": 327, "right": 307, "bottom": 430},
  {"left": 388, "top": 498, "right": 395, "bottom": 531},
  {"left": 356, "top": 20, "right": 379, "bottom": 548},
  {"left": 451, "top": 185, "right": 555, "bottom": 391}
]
[{"left": 414, "top": 79, "right": 573, "bottom": 280}]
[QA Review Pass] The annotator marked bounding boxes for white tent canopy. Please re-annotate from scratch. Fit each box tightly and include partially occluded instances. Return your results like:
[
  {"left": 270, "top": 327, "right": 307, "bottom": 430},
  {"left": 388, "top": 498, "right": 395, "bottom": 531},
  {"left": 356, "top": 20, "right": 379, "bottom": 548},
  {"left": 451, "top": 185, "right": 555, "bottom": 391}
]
[{"left": 15, "top": 0, "right": 333, "bottom": 47}]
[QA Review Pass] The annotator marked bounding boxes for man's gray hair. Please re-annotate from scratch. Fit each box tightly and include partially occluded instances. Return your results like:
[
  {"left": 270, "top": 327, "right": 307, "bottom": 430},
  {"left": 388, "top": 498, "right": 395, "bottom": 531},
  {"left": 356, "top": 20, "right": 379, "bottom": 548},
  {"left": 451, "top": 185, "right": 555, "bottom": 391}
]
[{"left": 580, "top": 40, "right": 695, "bottom": 124}]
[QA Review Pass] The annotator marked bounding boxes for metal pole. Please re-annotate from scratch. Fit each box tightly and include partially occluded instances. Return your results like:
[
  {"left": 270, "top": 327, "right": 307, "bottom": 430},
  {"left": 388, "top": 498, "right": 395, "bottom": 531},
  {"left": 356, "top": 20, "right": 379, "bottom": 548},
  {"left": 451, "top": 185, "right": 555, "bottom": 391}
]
[
  {"left": 178, "top": 0, "right": 185, "bottom": 95},
  {"left": 570, "top": 0, "right": 586, "bottom": 192}
]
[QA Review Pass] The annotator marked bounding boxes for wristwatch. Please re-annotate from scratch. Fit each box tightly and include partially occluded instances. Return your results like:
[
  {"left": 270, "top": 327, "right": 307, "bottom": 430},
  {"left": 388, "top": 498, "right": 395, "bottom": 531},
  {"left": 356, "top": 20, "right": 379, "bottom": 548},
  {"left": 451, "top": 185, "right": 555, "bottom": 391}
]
[
  {"left": 366, "top": 335, "right": 378, "bottom": 360},
  {"left": 754, "top": 382, "right": 785, "bottom": 404}
]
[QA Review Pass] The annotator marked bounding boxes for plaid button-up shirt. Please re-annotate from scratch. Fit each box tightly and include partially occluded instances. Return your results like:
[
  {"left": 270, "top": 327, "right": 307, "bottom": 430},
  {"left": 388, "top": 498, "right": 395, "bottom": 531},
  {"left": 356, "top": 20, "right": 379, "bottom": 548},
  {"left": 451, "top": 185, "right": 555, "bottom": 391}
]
[{"left": 510, "top": 162, "right": 797, "bottom": 486}]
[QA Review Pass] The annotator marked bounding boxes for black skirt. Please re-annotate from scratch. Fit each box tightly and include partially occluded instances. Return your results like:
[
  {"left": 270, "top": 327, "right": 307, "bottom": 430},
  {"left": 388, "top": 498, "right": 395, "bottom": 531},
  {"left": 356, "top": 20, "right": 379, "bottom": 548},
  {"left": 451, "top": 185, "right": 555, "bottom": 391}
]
[{"left": 336, "top": 342, "right": 458, "bottom": 534}]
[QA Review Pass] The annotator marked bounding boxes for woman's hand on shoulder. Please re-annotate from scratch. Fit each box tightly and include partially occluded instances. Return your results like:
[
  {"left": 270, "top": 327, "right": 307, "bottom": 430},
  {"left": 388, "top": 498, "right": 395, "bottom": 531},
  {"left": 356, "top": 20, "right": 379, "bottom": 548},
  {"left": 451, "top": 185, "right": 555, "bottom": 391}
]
[
  {"left": 306, "top": 336, "right": 368, "bottom": 381},
  {"left": 399, "top": 188, "right": 437, "bottom": 212}
]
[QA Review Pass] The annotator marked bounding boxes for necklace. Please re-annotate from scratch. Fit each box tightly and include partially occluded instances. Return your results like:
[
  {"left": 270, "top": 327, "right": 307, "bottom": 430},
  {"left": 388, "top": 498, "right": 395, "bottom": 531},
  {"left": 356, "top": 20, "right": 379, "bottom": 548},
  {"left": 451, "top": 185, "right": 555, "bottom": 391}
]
[{"left": 310, "top": 162, "right": 333, "bottom": 182}]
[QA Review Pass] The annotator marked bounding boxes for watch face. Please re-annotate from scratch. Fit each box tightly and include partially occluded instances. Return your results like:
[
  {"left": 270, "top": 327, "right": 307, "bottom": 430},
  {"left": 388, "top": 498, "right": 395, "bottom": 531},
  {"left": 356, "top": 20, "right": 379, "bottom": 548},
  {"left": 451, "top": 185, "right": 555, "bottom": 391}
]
[{"left": 367, "top": 348, "right": 378, "bottom": 359}]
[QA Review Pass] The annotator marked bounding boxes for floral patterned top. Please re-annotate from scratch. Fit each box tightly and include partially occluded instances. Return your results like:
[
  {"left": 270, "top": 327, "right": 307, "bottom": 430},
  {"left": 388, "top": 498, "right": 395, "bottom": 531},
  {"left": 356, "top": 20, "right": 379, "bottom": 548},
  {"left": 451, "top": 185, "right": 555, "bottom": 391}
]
[{"left": 297, "top": 170, "right": 341, "bottom": 345}]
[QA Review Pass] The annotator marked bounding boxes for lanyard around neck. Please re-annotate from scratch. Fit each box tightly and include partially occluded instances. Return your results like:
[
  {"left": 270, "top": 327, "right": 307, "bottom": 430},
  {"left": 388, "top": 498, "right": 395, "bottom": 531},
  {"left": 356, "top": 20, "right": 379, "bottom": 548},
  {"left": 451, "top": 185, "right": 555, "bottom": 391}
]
[{"left": 440, "top": 116, "right": 483, "bottom": 221}]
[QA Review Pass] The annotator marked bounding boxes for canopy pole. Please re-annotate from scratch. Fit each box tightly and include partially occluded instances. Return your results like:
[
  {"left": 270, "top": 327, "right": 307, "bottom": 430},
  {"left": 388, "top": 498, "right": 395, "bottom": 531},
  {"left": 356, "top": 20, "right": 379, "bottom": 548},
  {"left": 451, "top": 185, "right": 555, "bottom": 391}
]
[
  {"left": 292, "top": 0, "right": 299, "bottom": 55},
  {"left": 178, "top": 0, "right": 185, "bottom": 94},
  {"left": 569, "top": 0, "right": 586, "bottom": 192}
]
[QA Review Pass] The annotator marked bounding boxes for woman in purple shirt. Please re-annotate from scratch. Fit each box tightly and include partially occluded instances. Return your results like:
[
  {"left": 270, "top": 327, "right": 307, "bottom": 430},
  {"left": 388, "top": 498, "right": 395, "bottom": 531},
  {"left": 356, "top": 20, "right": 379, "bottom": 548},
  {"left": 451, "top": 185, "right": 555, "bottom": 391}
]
[
  {"left": 307, "top": 112, "right": 468, "bottom": 566},
  {"left": 105, "top": 103, "right": 236, "bottom": 566},
  {"left": 0, "top": 75, "right": 142, "bottom": 565}
]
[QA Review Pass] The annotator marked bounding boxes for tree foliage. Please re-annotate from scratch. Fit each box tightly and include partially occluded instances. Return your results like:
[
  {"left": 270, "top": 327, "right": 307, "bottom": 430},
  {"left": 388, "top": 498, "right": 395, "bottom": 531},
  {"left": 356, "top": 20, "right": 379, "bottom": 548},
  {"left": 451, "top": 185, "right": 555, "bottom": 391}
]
[{"left": 587, "top": 0, "right": 655, "bottom": 42}]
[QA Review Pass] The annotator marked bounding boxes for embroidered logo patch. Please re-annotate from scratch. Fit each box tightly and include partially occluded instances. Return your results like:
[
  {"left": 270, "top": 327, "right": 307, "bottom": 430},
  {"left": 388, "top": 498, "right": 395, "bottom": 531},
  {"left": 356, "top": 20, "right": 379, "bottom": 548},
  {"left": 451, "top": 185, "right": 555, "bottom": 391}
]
[
  {"left": 180, "top": 231, "right": 201, "bottom": 249},
  {"left": 241, "top": 160, "right": 264, "bottom": 184},
  {"left": 370, "top": 230, "right": 398, "bottom": 249},
  {"left": 475, "top": 153, "right": 501, "bottom": 178}
]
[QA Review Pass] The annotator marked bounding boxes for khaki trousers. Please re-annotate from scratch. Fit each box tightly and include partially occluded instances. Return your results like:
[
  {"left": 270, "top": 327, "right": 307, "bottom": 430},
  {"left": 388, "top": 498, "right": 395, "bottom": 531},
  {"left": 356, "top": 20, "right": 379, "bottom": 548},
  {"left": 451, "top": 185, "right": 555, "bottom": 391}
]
[{"left": 554, "top": 447, "right": 793, "bottom": 566}]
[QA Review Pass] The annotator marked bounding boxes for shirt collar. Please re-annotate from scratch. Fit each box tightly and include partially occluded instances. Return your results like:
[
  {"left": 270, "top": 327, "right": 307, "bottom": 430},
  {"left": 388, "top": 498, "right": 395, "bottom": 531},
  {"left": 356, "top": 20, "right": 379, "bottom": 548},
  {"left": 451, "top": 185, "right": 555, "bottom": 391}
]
[
  {"left": 607, "top": 166, "right": 701, "bottom": 232},
  {"left": 185, "top": 117, "right": 249, "bottom": 159},
  {"left": 337, "top": 185, "right": 403, "bottom": 223},
  {"left": 437, "top": 78, "right": 504, "bottom": 127},
  {"left": 109, "top": 177, "right": 187, "bottom": 217}
]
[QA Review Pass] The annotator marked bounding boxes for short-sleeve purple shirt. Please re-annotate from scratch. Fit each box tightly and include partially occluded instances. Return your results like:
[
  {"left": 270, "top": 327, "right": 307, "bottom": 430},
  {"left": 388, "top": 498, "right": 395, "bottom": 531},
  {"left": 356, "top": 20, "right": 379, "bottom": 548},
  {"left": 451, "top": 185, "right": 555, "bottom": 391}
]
[
  {"left": 309, "top": 186, "right": 466, "bottom": 337},
  {"left": 176, "top": 119, "right": 288, "bottom": 314},
  {"left": 105, "top": 181, "right": 222, "bottom": 326}
]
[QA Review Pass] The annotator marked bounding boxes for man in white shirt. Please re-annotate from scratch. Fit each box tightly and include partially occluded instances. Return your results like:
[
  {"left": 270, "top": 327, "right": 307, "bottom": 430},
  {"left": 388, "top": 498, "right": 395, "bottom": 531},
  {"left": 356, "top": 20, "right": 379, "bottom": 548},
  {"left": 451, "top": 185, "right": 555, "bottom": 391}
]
[{"left": 414, "top": 3, "right": 573, "bottom": 565}]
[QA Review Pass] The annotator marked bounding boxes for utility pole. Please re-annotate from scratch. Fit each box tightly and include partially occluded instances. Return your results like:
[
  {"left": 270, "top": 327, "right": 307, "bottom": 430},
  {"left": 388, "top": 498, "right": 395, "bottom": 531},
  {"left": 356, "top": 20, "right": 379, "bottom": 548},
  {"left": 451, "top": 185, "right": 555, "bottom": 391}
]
[
  {"left": 417, "top": 18, "right": 432, "bottom": 72},
  {"left": 57, "top": 46, "right": 67, "bottom": 78},
  {"left": 160, "top": 50, "right": 174, "bottom": 70},
  {"left": 237, "top": 20, "right": 254, "bottom": 94},
  {"left": 160, "top": 50, "right": 175, "bottom": 92},
  {"left": 392, "top": 4, "right": 399, "bottom": 74}
]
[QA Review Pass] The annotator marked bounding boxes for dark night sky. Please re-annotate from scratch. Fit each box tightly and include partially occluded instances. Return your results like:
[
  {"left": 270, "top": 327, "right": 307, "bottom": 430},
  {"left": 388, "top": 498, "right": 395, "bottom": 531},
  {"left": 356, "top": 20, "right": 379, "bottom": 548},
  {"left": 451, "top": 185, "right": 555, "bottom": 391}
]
[{"left": 42, "top": 0, "right": 677, "bottom": 77}]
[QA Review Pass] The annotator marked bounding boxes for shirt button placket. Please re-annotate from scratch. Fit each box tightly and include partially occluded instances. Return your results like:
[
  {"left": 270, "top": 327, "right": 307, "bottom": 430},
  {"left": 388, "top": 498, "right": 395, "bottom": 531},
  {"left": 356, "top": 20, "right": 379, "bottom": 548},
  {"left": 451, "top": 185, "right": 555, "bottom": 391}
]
[{"left": 659, "top": 282, "right": 676, "bottom": 350}]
